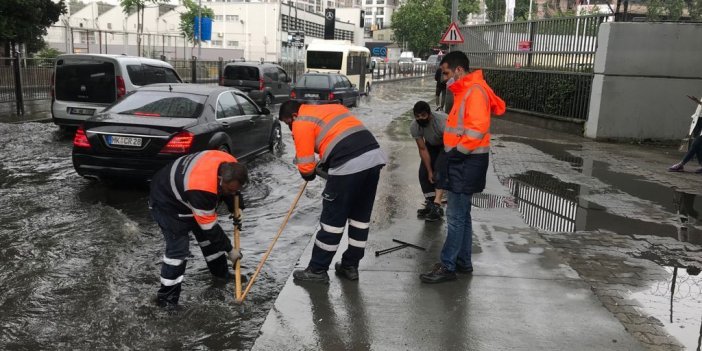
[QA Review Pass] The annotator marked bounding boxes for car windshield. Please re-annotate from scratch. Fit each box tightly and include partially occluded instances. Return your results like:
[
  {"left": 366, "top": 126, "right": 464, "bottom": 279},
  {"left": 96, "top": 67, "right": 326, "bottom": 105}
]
[
  {"left": 298, "top": 75, "right": 330, "bottom": 89},
  {"left": 108, "top": 91, "right": 206, "bottom": 118}
]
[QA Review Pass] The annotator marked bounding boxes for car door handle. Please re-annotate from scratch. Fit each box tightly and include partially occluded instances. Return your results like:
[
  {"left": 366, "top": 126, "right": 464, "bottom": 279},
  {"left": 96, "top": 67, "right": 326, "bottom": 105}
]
[
  {"left": 220, "top": 121, "right": 230, "bottom": 127},
  {"left": 248, "top": 119, "right": 256, "bottom": 124}
]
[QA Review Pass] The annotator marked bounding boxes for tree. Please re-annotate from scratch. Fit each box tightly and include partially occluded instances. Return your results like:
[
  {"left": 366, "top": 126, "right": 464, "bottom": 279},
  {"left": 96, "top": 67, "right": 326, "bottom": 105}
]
[
  {"left": 0, "top": 0, "right": 66, "bottom": 55},
  {"left": 484, "top": 0, "right": 533, "bottom": 22},
  {"left": 179, "top": 0, "right": 215, "bottom": 44},
  {"left": 120, "top": 0, "right": 168, "bottom": 57},
  {"left": 392, "top": 0, "right": 477, "bottom": 57}
]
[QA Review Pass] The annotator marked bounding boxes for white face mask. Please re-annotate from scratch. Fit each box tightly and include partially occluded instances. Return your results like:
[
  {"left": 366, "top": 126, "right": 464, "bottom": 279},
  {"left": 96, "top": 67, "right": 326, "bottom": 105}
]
[{"left": 446, "top": 77, "right": 456, "bottom": 87}]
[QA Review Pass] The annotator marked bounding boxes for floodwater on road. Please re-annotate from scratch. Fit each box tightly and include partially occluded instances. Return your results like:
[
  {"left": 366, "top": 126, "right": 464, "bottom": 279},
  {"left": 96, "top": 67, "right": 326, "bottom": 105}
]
[{"left": 0, "top": 78, "right": 435, "bottom": 349}]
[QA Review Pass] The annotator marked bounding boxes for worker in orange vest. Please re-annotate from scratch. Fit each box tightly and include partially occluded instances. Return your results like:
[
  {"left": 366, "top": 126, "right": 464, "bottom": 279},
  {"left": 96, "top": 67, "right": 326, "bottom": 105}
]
[
  {"left": 150, "top": 150, "right": 248, "bottom": 307},
  {"left": 420, "top": 51, "right": 506, "bottom": 284},
  {"left": 279, "top": 100, "right": 386, "bottom": 283}
]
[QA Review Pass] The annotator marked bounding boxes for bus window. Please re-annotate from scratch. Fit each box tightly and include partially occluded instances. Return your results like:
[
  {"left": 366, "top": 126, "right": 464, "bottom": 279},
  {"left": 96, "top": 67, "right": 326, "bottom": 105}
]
[{"left": 307, "top": 51, "right": 343, "bottom": 70}]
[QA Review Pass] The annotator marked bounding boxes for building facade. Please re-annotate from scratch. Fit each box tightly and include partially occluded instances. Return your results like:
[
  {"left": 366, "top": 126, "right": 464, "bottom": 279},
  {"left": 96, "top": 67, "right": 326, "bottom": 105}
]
[{"left": 45, "top": 0, "right": 363, "bottom": 61}]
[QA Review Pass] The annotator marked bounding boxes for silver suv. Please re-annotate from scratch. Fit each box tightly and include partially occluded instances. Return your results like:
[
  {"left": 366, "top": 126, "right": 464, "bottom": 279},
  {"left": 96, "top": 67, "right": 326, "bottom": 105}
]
[{"left": 52, "top": 54, "right": 182, "bottom": 127}]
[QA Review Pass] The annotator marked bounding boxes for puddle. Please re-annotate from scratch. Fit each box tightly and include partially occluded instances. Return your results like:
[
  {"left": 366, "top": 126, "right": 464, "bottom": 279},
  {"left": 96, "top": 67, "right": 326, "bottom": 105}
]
[
  {"left": 505, "top": 170, "right": 702, "bottom": 244},
  {"left": 629, "top": 266, "right": 702, "bottom": 350}
]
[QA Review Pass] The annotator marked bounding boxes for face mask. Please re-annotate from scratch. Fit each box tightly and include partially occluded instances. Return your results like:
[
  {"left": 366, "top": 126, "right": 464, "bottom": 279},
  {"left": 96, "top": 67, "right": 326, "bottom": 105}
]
[{"left": 417, "top": 119, "right": 429, "bottom": 127}]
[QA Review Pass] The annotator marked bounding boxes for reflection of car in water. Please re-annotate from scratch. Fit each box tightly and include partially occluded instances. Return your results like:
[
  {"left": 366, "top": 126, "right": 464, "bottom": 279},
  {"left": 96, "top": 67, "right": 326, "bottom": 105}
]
[{"left": 72, "top": 84, "right": 281, "bottom": 181}]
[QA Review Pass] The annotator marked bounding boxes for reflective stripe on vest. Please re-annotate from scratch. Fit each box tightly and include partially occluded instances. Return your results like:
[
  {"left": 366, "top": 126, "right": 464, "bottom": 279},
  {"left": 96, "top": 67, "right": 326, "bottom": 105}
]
[
  {"left": 445, "top": 84, "right": 490, "bottom": 154},
  {"left": 296, "top": 111, "right": 364, "bottom": 163}
]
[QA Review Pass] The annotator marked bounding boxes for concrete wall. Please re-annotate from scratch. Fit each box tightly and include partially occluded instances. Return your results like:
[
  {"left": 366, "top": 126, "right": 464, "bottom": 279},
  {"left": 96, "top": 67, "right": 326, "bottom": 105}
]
[{"left": 585, "top": 22, "right": 702, "bottom": 141}]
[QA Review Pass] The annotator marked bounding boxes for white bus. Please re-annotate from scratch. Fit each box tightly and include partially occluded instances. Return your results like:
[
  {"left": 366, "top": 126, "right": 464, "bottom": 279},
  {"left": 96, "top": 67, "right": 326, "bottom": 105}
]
[{"left": 305, "top": 39, "right": 374, "bottom": 95}]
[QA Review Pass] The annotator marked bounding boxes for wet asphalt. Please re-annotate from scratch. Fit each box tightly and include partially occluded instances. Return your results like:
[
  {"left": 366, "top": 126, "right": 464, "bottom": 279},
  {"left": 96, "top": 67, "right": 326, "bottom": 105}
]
[{"left": 0, "top": 78, "right": 432, "bottom": 349}]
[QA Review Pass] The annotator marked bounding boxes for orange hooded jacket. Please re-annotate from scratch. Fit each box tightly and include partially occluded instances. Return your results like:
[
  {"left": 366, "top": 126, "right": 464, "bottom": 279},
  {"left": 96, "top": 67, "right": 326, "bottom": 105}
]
[{"left": 444, "top": 70, "right": 506, "bottom": 155}]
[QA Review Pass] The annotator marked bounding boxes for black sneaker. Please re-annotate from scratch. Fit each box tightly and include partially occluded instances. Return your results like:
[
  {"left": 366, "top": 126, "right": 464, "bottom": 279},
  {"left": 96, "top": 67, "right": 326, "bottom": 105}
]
[
  {"left": 456, "top": 264, "right": 474, "bottom": 274},
  {"left": 419, "top": 263, "right": 457, "bottom": 284},
  {"left": 417, "top": 201, "right": 432, "bottom": 219},
  {"left": 334, "top": 262, "right": 359, "bottom": 281},
  {"left": 293, "top": 267, "right": 329, "bottom": 283},
  {"left": 424, "top": 203, "right": 444, "bottom": 222}
]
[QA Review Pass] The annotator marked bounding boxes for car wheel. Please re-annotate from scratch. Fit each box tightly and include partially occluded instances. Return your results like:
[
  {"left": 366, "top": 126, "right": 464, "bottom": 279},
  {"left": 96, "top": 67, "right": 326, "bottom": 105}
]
[
  {"left": 264, "top": 94, "right": 274, "bottom": 107},
  {"left": 269, "top": 122, "right": 283, "bottom": 155},
  {"left": 350, "top": 95, "right": 358, "bottom": 108}
]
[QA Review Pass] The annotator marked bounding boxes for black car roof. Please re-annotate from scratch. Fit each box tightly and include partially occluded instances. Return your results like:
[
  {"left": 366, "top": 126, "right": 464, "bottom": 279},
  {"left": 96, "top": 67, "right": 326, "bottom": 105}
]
[{"left": 138, "top": 84, "right": 235, "bottom": 95}]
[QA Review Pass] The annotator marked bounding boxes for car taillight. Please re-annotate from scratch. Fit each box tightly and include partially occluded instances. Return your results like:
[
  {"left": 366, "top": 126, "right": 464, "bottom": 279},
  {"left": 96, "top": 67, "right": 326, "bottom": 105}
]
[
  {"left": 290, "top": 90, "right": 296, "bottom": 99},
  {"left": 329, "top": 92, "right": 335, "bottom": 100},
  {"left": 259, "top": 78, "right": 265, "bottom": 91},
  {"left": 73, "top": 126, "right": 91, "bottom": 148},
  {"left": 160, "top": 131, "right": 194, "bottom": 154},
  {"left": 116, "top": 75, "right": 126, "bottom": 99}
]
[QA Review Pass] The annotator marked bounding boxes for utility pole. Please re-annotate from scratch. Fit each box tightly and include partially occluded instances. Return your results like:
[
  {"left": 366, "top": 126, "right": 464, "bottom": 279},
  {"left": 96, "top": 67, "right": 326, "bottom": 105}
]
[
  {"left": 198, "top": 0, "right": 202, "bottom": 59},
  {"left": 451, "top": 0, "right": 457, "bottom": 52}
]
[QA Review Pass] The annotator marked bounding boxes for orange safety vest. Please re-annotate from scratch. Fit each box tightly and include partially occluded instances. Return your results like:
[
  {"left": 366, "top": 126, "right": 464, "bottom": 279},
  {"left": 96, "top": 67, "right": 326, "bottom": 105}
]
[
  {"left": 292, "top": 104, "right": 365, "bottom": 176},
  {"left": 177, "top": 150, "right": 237, "bottom": 230},
  {"left": 444, "top": 70, "right": 506, "bottom": 155}
]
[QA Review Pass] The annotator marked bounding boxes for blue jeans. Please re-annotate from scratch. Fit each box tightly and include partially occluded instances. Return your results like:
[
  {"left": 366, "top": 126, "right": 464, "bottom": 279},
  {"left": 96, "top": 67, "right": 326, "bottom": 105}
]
[{"left": 440, "top": 191, "right": 473, "bottom": 271}]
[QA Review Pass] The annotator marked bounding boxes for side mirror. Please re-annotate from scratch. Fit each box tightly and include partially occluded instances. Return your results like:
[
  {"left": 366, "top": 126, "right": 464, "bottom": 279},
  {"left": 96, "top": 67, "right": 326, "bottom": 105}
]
[
  {"left": 351, "top": 84, "right": 356, "bottom": 88},
  {"left": 261, "top": 107, "right": 271, "bottom": 115}
]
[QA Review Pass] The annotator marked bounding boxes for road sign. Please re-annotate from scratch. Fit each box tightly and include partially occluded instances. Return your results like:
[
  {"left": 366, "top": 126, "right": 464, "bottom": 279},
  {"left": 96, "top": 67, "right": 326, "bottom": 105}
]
[{"left": 440, "top": 22, "right": 464, "bottom": 44}]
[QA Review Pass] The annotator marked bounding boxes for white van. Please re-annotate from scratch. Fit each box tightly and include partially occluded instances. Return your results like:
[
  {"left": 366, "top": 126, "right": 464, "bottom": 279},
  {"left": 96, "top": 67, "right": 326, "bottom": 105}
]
[
  {"left": 52, "top": 54, "right": 182, "bottom": 127},
  {"left": 305, "top": 40, "right": 373, "bottom": 95}
]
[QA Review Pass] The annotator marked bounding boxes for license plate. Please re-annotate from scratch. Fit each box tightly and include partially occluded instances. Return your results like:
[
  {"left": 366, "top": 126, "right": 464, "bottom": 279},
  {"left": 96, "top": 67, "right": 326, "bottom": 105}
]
[
  {"left": 69, "top": 107, "right": 96, "bottom": 116},
  {"left": 304, "top": 94, "right": 319, "bottom": 98},
  {"left": 107, "top": 135, "right": 142, "bottom": 147}
]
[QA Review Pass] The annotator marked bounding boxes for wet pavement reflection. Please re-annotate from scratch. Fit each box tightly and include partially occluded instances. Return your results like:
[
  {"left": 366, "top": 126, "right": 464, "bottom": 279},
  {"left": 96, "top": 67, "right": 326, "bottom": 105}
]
[{"left": 0, "top": 78, "right": 435, "bottom": 349}]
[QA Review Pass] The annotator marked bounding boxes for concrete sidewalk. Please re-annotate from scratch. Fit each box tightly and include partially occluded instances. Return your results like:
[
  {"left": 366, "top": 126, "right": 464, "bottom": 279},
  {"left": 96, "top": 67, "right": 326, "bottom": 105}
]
[{"left": 251, "top": 117, "right": 651, "bottom": 350}]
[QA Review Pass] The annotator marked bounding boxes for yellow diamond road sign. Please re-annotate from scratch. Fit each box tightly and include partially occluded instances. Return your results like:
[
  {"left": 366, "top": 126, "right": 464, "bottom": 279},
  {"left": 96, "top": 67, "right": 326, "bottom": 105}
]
[{"left": 440, "top": 22, "right": 464, "bottom": 44}]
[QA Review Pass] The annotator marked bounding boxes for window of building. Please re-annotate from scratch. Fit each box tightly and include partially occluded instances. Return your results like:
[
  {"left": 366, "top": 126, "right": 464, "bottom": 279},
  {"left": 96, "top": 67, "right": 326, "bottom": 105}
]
[
  {"left": 378, "top": 34, "right": 384, "bottom": 40},
  {"left": 214, "top": 15, "right": 224, "bottom": 21},
  {"left": 376, "top": 7, "right": 384, "bottom": 15},
  {"left": 107, "top": 23, "right": 112, "bottom": 30},
  {"left": 227, "top": 41, "right": 239, "bottom": 47},
  {"left": 376, "top": 0, "right": 385, "bottom": 4},
  {"left": 226, "top": 15, "right": 239, "bottom": 22},
  {"left": 327, "top": 1, "right": 334, "bottom": 7},
  {"left": 211, "top": 40, "right": 223, "bottom": 46},
  {"left": 375, "top": 18, "right": 383, "bottom": 28},
  {"left": 365, "top": 0, "right": 372, "bottom": 4},
  {"left": 364, "top": 17, "right": 372, "bottom": 27}
]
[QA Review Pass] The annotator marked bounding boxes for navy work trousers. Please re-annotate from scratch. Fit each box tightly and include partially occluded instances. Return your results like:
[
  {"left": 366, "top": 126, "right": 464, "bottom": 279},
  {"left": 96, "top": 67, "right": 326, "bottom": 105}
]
[
  {"left": 151, "top": 204, "right": 231, "bottom": 307},
  {"left": 308, "top": 165, "right": 383, "bottom": 271}
]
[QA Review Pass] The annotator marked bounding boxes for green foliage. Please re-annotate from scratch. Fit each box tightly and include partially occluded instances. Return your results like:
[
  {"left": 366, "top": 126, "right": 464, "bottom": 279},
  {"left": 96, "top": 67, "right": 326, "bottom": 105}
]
[
  {"left": 685, "top": 0, "right": 702, "bottom": 20},
  {"left": 484, "top": 0, "right": 533, "bottom": 23},
  {"left": 0, "top": 0, "right": 66, "bottom": 53},
  {"left": 34, "top": 46, "right": 63, "bottom": 66},
  {"left": 483, "top": 69, "right": 590, "bottom": 120},
  {"left": 666, "top": 0, "right": 685, "bottom": 20},
  {"left": 646, "top": 0, "right": 666, "bottom": 20},
  {"left": 180, "top": 0, "right": 215, "bottom": 44},
  {"left": 391, "top": 0, "right": 449, "bottom": 56},
  {"left": 442, "top": 0, "right": 480, "bottom": 22}
]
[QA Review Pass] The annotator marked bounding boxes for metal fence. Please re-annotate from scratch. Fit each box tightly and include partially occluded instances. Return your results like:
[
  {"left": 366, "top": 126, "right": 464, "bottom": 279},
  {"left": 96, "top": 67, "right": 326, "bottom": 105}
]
[
  {"left": 372, "top": 62, "right": 437, "bottom": 80},
  {"left": 456, "top": 14, "right": 612, "bottom": 121}
]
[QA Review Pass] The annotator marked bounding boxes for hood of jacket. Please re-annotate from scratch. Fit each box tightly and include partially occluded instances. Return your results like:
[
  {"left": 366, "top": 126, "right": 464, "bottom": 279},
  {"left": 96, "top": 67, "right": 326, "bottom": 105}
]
[{"left": 448, "top": 70, "right": 506, "bottom": 116}]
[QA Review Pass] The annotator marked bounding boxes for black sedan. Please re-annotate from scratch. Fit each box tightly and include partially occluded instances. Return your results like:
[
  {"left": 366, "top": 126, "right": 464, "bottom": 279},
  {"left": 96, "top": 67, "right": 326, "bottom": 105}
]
[
  {"left": 290, "top": 73, "right": 360, "bottom": 107},
  {"left": 72, "top": 84, "right": 282, "bottom": 180}
]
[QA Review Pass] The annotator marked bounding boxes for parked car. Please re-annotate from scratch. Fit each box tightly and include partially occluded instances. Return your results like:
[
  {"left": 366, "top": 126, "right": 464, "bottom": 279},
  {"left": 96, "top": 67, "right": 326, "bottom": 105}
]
[
  {"left": 398, "top": 57, "right": 414, "bottom": 73},
  {"left": 220, "top": 62, "right": 292, "bottom": 107},
  {"left": 52, "top": 54, "right": 182, "bottom": 127},
  {"left": 290, "top": 72, "right": 360, "bottom": 107},
  {"left": 426, "top": 54, "right": 444, "bottom": 66},
  {"left": 72, "top": 84, "right": 282, "bottom": 180}
]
